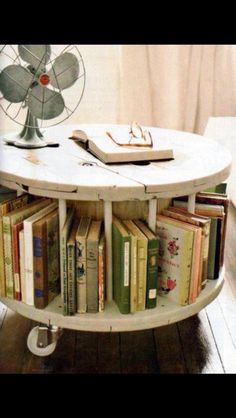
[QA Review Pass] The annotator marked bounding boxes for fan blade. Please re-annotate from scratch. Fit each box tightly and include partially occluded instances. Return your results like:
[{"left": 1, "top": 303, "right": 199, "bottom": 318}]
[
  {"left": 48, "top": 52, "right": 79, "bottom": 90},
  {"left": 28, "top": 85, "right": 65, "bottom": 120},
  {"left": 0, "top": 65, "right": 33, "bottom": 103},
  {"left": 18, "top": 45, "right": 51, "bottom": 70}
]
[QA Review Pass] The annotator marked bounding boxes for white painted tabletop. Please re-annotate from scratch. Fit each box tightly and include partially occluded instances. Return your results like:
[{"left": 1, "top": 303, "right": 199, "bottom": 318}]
[{"left": 0, "top": 124, "right": 232, "bottom": 201}]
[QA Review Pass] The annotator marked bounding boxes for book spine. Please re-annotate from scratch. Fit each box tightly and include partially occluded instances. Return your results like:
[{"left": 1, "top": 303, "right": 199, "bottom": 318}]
[
  {"left": 87, "top": 241, "right": 98, "bottom": 313},
  {"left": 98, "top": 238, "right": 105, "bottom": 313},
  {"left": 146, "top": 239, "right": 159, "bottom": 309},
  {"left": 19, "top": 230, "right": 25, "bottom": 303},
  {"left": 0, "top": 219, "right": 6, "bottom": 297},
  {"left": 12, "top": 223, "right": 23, "bottom": 300},
  {"left": 200, "top": 222, "right": 211, "bottom": 289},
  {"left": 76, "top": 236, "right": 87, "bottom": 314},
  {"left": 33, "top": 222, "right": 48, "bottom": 309},
  {"left": 62, "top": 233, "right": 68, "bottom": 315},
  {"left": 207, "top": 218, "right": 218, "bottom": 280},
  {"left": 3, "top": 216, "right": 14, "bottom": 299},
  {"left": 130, "top": 236, "right": 137, "bottom": 313},
  {"left": 47, "top": 213, "right": 60, "bottom": 304},
  {"left": 137, "top": 243, "right": 147, "bottom": 311},
  {"left": 179, "top": 230, "right": 193, "bottom": 306},
  {"left": 24, "top": 222, "right": 34, "bottom": 306},
  {"left": 67, "top": 242, "right": 76, "bottom": 315}
]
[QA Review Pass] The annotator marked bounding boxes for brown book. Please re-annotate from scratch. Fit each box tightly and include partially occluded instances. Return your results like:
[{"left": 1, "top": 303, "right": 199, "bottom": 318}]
[
  {"left": 33, "top": 209, "right": 59, "bottom": 309},
  {"left": 86, "top": 221, "right": 102, "bottom": 313}
]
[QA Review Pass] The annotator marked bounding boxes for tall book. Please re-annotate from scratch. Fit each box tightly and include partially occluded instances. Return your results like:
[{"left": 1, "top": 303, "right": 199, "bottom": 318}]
[
  {"left": 21, "top": 201, "right": 57, "bottom": 305},
  {"left": 123, "top": 220, "right": 148, "bottom": 312},
  {"left": 2, "top": 198, "right": 49, "bottom": 299},
  {"left": 67, "top": 218, "right": 80, "bottom": 316},
  {"left": 0, "top": 193, "right": 29, "bottom": 297},
  {"left": 134, "top": 220, "right": 159, "bottom": 309},
  {"left": 33, "top": 208, "right": 60, "bottom": 309},
  {"left": 86, "top": 220, "right": 102, "bottom": 313},
  {"left": 112, "top": 216, "right": 131, "bottom": 314},
  {"left": 75, "top": 217, "right": 92, "bottom": 313},
  {"left": 61, "top": 207, "right": 75, "bottom": 316},
  {"left": 122, "top": 221, "right": 138, "bottom": 313},
  {"left": 12, "top": 221, "right": 24, "bottom": 300},
  {"left": 98, "top": 232, "right": 106, "bottom": 312},
  {"left": 19, "top": 229, "right": 25, "bottom": 301},
  {"left": 162, "top": 207, "right": 211, "bottom": 293},
  {"left": 156, "top": 215, "right": 195, "bottom": 306}
]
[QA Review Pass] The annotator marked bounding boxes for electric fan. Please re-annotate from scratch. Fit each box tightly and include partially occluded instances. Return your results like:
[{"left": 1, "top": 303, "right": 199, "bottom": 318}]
[{"left": 0, "top": 45, "right": 86, "bottom": 148}]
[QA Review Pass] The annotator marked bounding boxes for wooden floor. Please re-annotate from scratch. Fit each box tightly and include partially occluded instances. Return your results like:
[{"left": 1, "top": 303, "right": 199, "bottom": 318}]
[{"left": 0, "top": 205, "right": 236, "bottom": 374}]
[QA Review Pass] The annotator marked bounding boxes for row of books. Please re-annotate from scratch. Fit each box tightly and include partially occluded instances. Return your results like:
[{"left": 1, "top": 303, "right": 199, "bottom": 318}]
[
  {"left": 0, "top": 185, "right": 229, "bottom": 316},
  {"left": 111, "top": 188, "right": 229, "bottom": 313},
  {"left": 0, "top": 194, "right": 60, "bottom": 307},
  {"left": 61, "top": 209, "right": 105, "bottom": 316}
]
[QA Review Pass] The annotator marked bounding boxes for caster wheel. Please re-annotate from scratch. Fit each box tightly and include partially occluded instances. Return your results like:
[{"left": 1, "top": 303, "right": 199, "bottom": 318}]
[{"left": 27, "top": 326, "right": 57, "bottom": 357}]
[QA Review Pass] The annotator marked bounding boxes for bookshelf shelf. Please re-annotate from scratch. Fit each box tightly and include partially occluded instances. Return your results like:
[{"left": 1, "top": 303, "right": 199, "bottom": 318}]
[
  {"left": 0, "top": 271, "right": 224, "bottom": 332},
  {"left": 0, "top": 124, "right": 231, "bottom": 354}
]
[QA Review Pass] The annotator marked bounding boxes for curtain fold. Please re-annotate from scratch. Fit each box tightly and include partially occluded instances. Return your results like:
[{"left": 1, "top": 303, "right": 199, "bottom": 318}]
[{"left": 118, "top": 45, "right": 236, "bottom": 134}]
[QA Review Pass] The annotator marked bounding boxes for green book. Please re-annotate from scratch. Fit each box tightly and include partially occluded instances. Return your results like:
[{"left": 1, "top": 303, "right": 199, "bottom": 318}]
[
  {"left": 207, "top": 217, "right": 218, "bottom": 280},
  {"left": 135, "top": 220, "right": 159, "bottom": 309},
  {"left": 112, "top": 216, "right": 131, "bottom": 314},
  {"left": 204, "top": 183, "right": 227, "bottom": 194}
]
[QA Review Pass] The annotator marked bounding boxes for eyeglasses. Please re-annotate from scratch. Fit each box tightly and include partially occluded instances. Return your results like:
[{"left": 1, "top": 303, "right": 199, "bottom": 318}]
[{"left": 106, "top": 121, "right": 153, "bottom": 148}]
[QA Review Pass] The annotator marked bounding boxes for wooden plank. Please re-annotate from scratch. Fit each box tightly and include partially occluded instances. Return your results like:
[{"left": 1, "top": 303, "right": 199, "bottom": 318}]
[
  {"left": 205, "top": 297, "right": 236, "bottom": 373},
  {"left": 153, "top": 324, "right": 186, "bottom": 374},
  {"left": 178, "top": 311, "right": 224, "bottom": 374},
  {"left": 120, "top": 330, "right": 159, "bottom": 374},
  {"left": 0, "top": 309, "right": 32, "bottom": 373},
  {"left": 74, "top": 331, "right": 98, "bottom": 373},
  {"left": 47, "top": 330, "right": 77, "bottom": 374},
  {"left": 217, "top": 279, "right": 236, "bottom": 349},
  {"left": 97, "top": 332, "right": 121, "bottom": 374}
]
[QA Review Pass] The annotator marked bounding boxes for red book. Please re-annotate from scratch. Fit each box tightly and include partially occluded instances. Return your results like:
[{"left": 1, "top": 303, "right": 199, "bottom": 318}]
[{"left": 12, "top": 222, "right": 24, "bottom": 300}]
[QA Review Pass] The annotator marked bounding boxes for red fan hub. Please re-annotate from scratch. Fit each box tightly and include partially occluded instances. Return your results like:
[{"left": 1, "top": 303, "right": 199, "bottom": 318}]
[{"left": 39, "top": 73, "right": 50, "bottom": 86}]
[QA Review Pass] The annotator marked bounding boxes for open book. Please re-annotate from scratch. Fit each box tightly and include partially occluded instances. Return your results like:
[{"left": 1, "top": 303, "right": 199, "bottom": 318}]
[{"left": 71, "top": 129, "right": 174, "bottom": 164}]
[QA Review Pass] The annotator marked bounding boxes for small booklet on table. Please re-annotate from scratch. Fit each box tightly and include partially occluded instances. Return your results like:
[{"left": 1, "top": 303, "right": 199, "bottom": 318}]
[{"left": 70, "top": 128, "right": 174, "bottom": 164}]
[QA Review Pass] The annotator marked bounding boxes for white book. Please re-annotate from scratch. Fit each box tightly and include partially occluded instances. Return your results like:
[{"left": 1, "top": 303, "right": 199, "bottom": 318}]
[
  {"left": 87, "top": 132, "right": 174, "bottom": 163},
  {"left": 19, "top": 229, "right": 26, "bottom": 303},
  {"left": 23, "top": 201, "right": 57, "bottom": 306}
]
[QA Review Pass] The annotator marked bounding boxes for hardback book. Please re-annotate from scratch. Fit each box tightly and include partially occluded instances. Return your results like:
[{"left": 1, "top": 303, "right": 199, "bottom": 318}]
[
  {"left": 61, "top": 207, "right": 75, "bottom": 316},
  {"left": 162, "top": 207, "right": 211, "bottom": 293},
  {"left": 112, "top": 216, "right": 131, "bottom": 314},
  {"left": 98, "top": 231, "right": 106, "bottom": 312},
  {"left": 156, "top": 215, "right": 196, "bottom": 306},
  {"left": 122, "top": 220, "right": 138, "bottom": 313},
  {"left": 12, "top": 221, "right": 24, "bottom": 300},
  {"left": 123, "top": 220, "right": 148, "bottom": 311},
  {"left": 2, "top": 198, "right": 49, "bottom": 299},
  {"left": 19, "top": 229, "right": 25, "bottom": 302},
  {"left": 86, "top": 134, "right": 174, "bottom": 164},
  {"left": 134, "top": 220, "right": 159, "bottom": 309},
  {"left": 75, "top": 216, "right": 92, "bottom": 313},
  {"left": 204, "top": 183, "right": 227, "bottom": 194},
  {"left": 23, "top": 201, "right": 55, "bottom": 306},
  {"left": 86, "top": 220, "right": 102, "bottom": 313},
  {"left": 157, "top": 214, "right": 202, "bottom": 304},
  {"left": 67, "top": 218, "right": 80, "bottom": 316},
  {"left": 0, "top": 193, "right": 29, "bottom": 297},
  {"left": 33, "top": 208, "right": 60, "bottom": 309},
  {"left": 173, "top": 199, "right": 225, "bottom": 217}
]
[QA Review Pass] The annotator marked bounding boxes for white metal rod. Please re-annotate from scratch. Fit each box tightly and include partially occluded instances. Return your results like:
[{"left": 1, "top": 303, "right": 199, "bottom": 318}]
[
  {"left": 188, "top": 193, "right": 196, "bottom": 213},
  {"left": 59, "top": 199, "right": 67, "bottom": 302},
  {"left": 104, "top": 200, "right": 113, "bottom": 302},
  {"left": 148, "top": 199, "right": 157, "bottom": 233}
]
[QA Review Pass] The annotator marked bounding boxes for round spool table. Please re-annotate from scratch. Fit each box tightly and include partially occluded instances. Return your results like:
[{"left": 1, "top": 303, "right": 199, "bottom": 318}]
[{"left": 0, "top": 124, "right": 232, "bottom": 354}]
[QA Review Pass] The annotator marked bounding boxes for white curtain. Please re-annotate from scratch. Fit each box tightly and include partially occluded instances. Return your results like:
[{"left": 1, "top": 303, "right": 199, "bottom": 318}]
[
  {"left": 1, "top": 45, "right": 236, "bottom": 135},
  {"left": 118, "top": 45, "right": 236, "bottom": 134}
]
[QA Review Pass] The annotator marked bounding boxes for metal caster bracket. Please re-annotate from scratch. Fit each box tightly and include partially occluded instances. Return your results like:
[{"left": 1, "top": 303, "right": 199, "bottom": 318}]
[{"left": 37, "top": 325, "right": 63, "bottom": 349}]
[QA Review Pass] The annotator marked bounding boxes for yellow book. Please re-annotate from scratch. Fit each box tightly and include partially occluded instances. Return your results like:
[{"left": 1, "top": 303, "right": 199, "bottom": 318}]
[
  {"left": 123, "top": 220, "right": 148, "bottom": 312},
  {"left": 156, "top": 215, "right": 196, "bottom": 306}
]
